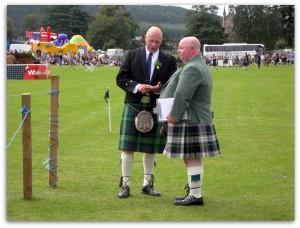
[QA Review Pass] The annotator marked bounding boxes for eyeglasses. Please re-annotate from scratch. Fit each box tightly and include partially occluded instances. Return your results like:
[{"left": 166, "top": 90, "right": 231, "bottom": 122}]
[
  {"left": 178, "top": 45, "right": 198, "bottom": 50},
  {"left": 178, "top": 46, "right": 191, "bottom": 50}
]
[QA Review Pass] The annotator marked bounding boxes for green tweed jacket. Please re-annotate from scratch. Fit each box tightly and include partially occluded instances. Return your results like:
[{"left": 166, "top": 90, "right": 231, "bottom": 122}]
[{"left": 159, "top": 56, "right": 213, "bottom": 124}]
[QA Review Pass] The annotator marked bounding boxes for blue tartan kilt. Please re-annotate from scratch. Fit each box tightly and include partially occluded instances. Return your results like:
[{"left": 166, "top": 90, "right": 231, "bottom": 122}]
[
  {"left": 118, "top": 103, "right": 166, "bottom": 153},
  {"left": 163, "top": 122, "right": 221, "bottom": 158}
]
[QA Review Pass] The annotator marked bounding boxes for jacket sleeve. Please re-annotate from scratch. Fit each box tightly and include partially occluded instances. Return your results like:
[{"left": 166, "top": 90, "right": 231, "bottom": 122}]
[{"left": 116, "top": 51, "right": 139, "bottom": 93}]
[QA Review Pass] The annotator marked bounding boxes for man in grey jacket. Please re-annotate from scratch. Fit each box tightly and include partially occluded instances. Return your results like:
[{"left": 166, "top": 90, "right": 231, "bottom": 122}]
[{"left": 159, "top": 36, "right": 221, "bottom": 206}]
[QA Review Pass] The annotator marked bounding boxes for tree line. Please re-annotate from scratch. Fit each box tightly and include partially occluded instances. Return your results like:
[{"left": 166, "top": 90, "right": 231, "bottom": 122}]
[{"left": 7, "top": 5, "right": 294, "bottom": 51}]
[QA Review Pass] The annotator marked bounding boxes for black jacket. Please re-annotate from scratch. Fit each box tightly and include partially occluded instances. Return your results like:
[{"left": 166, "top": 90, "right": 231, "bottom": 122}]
[{"left": 116, "top": 47, "right": 177, "bottom": 105}]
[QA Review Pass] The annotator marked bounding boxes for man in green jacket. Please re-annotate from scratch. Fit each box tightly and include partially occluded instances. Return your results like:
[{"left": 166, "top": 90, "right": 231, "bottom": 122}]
[{"left": 159, "top": 36, "right": 221, "bottom": 206}]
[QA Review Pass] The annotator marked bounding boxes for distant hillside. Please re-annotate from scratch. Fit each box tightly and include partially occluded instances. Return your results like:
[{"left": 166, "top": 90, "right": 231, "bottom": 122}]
[
  {"left": 125, "top": 5, "right": 187, "bottom": 39},
  {"left": 125, "top": 5, "right": 186, "bottom": 24},
  {"left": 7, "top": 5, "right": 188, "bottom": 39}
]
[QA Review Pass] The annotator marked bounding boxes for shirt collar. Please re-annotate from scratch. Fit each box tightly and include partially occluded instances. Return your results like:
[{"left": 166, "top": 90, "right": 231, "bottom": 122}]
[{"left": 146, "top": 48, "right": 159, "bottom": 60}]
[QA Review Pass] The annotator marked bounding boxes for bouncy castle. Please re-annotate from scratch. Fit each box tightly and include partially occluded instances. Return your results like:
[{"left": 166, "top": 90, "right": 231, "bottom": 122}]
[{"left": 26, "top": 27, "right": 57, "bottom": 42}]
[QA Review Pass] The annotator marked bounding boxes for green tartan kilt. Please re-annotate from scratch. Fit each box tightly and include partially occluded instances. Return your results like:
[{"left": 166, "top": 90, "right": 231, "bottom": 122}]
[
  {"left": 118, "top": 103, "right": 166, "bottom": 153},
  {"left": 163, "top": 122, "right": 221, "bottom": 158}
]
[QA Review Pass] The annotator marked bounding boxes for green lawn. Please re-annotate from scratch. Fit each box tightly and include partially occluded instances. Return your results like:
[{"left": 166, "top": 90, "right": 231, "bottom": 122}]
[{"left": 6, "top": 63, "right": 295, "bottom": 221}]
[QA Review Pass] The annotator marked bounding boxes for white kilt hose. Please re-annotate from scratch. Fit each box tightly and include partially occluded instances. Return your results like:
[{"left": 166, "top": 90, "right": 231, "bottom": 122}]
[{"left": 163, "top": 122, "right": 220, "bottom": 158}]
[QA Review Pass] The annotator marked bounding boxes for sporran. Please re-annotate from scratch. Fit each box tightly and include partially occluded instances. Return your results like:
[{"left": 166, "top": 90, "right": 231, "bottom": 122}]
[{"left": 135, "top": 110, "right": 154, "bottom": 133}]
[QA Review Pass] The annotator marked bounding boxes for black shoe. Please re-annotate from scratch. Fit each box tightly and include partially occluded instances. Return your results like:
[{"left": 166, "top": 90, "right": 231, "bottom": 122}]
[
  {"left": 118, "top": 176, "right": 130, "bottom": 198},
  {"left": 175, "top": 184, "right": 189, "bottom": 200},
  {"left": 175, "top": 195, "right": 186, "bottom": 200},
  {"left": 118, "top": 185, "right": 130, "bottom": 198},
  {"left": 142, "top": 184, "right": 161, "bottom": 196},
  {"left": 174, "top": 195, "right": 204, "bottom": 206}
]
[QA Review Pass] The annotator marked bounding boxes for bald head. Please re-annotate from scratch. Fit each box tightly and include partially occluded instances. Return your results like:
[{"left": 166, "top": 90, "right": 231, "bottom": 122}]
[
  {"left": 146, "top": 26, "right": 163, "bottom": 40},
  {"left": 144, "top": 26, "right": 163, "bottom": 53},
  {"left": 178, "top": 36, "right": 201, "bottom": 63},
  {"left": 180, "top": 36, "right": 201, "bottom": 50}
]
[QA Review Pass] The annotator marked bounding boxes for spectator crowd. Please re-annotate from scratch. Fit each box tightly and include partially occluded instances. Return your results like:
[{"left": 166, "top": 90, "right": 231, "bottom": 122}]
[
  {"left": 7, "top": 48, "right": 294, "bottom": 69},
  {"left": 204, "top": 49, "right": 295, "bottom": 69},
  {"left": 7, "top": 48, "right": 124, "bottom": 67}
]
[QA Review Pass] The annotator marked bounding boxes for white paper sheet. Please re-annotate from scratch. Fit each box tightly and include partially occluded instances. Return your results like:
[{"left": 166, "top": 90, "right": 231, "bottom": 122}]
[{"left": 155, "top": 98, "right": 188, "bottom": 122}]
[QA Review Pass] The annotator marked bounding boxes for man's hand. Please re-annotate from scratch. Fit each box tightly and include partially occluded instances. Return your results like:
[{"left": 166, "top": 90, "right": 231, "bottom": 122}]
[
  {"left": 166, "top": 115, "right": 177, "bottom": 124},
  {"left": 138, "top": 84, "right": 151, "bottom": 94},
  {"left": 149, "top": 82, "right": 162, "bottom": 93},
  {"left": 138, "top": 82, "right": 162, "bottom": 94}
]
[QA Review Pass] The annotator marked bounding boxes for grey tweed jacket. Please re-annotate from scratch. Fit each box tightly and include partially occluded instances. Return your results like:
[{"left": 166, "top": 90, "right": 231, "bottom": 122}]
[{"left": 159, "top": 56, "right": 213, "bottom": 124}]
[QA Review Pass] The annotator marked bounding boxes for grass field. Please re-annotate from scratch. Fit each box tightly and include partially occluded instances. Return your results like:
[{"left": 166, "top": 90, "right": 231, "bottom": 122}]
[{"left": 6, "top": 63, "right": 295, "bottom": 221}]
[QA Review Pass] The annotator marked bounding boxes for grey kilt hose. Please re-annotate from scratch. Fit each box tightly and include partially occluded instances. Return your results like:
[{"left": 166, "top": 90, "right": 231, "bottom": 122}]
[
  {"left": 118, "top": 103, "right": 166, "bottom": 153},
  {"left": 163, "top": 122, "right": 221, "bottom": 158}
]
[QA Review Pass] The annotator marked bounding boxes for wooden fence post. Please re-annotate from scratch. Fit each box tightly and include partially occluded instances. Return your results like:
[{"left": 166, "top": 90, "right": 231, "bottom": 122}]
[
  {"left": 49, "top": 76, "right": 59, "bottom": 186},
  {"left": 22, "top": 93, "right": 32, "bottom": 199}
]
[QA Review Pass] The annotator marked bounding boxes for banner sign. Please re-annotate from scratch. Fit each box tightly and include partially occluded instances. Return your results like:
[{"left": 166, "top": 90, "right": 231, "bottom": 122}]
[{"left": 24, "top": 64, "right": 50, "bottom": 80}]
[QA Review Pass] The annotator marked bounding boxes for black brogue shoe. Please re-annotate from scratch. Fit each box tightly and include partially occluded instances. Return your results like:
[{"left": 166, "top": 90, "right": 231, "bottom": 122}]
[
  {"left": 118, "top": 185, "right": 130, "bottom": 198},
  {"left": 174, "top": 195, "right": 204, "bottom": 206},
  {"left": 141, "top": 184, "right": 161, "bottom": 196}
]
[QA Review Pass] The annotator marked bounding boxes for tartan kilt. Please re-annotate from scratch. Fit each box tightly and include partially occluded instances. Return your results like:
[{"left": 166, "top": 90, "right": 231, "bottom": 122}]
[
  {"left": 118, "top": 103, "right": 166, "bottom": 153},
  {"left": 163, "top": 122, "right": 221, "bottom": 158}
]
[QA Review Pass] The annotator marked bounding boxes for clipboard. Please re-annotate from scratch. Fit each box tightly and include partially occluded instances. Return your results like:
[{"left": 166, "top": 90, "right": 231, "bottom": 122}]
[{"left": 153, "top": 98, "right": 189, "bottom": 122}]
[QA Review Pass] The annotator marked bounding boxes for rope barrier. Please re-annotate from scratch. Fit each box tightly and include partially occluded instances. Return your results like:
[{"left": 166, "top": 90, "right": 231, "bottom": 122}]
[
  {"left": 8, "top": 76, "right": 60, "bottom": 187},
  {"left": 7, "top": 90, "right": 60, "bottom": 148},
  {"left": 6, "top": 105, "right": 31, "bottom": 148},
  {"left": 43, "top": 113, "right": 59, "bottom": 186},
  {"left": 7, "top": 89, "right": 60, "bottom": 97}
]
